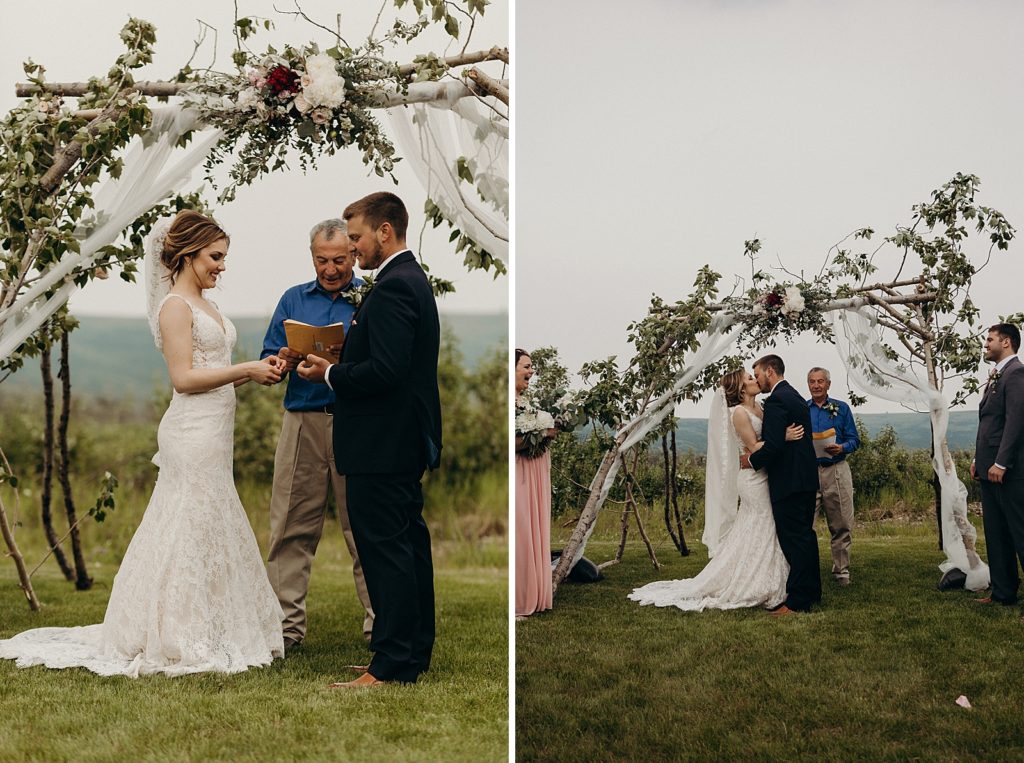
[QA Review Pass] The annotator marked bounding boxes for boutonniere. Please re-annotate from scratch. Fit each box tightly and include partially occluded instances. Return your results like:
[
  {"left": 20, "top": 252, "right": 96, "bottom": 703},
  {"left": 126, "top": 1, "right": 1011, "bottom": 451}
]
[
  {"left": 988, "top": 370, "right": 1003, "bottom": 391},
  {"left": 340, "top": 275, "right": 374, "bottom": 308},
  {"left": 823, "top": 401, "right": 840, "bottom": 418}
]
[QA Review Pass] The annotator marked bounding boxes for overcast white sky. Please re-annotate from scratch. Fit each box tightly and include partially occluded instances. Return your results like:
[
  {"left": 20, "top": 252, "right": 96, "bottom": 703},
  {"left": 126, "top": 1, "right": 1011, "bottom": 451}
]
[
  {"left": 1, "top": 0, "right": 508, "bottom": 317},
  {"left": 516, "top": 0, "right": 1023, "bottom": 414}
]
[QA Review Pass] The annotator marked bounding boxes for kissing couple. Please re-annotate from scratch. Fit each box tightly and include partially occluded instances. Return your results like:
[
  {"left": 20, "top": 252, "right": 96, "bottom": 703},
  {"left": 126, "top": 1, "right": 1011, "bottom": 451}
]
[
  {"left": 0, "top": 192, "right": 442, "bottom": 687},
  {"left": 629, "top": 354, "right": 822, "bottom": 615}
]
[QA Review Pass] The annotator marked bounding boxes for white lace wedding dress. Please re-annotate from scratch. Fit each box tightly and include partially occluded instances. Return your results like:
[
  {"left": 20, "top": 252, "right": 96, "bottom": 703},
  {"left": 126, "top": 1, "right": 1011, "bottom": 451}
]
[
  {"left": 628, "top": 407, "right": 789, "bottom": 611},
  {"left": 0, "top": 295, "right": 284, "bottom": 676}
]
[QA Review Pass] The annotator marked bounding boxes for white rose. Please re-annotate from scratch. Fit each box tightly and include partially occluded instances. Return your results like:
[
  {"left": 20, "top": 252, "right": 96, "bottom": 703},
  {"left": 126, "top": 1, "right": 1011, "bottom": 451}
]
[
  {"left": 301, "top": 53, "right": 347, "bottom": 109},
  {"left": 782, "top": 286, "right": 805, "bottom": 314},
  {"left": 236, "top": 87, "right": 259, "bottom": 111}
]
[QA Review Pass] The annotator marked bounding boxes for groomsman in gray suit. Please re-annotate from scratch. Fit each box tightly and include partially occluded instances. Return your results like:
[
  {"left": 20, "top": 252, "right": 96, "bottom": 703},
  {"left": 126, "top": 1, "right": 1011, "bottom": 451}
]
[{"left": 971, "top": 323, "right": 1024, "bottom": 605}]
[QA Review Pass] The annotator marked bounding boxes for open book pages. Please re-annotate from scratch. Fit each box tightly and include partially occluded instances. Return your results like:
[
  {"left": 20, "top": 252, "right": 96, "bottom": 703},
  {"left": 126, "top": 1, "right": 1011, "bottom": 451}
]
[
  {"left": 282, "top": 319, "right": 345, "bottom": 359},
  {"left": 812, "top": 427, "right": 837, "bottom": 459}
]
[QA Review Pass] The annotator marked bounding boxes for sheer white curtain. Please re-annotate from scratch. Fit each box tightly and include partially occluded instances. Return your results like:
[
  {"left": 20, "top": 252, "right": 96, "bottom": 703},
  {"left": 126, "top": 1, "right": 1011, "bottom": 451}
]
[
  {"left": 832, "top": 307, "right": 989, "bottom": 590},
  {"left": 387, "top": 92, "right": 508, "bottom": 265},
  {"left": 0, "top": 106, "right": 222, "bottom": 365}
]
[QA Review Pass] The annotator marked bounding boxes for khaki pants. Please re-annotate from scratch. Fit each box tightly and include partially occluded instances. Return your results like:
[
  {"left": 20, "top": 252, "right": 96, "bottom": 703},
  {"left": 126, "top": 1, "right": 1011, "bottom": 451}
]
[
  {"left": 267, "top": 410, "right": 374, "bottom": 642},
  {"left": 816, "top": 460, "right": 855, "bottom": 581}
]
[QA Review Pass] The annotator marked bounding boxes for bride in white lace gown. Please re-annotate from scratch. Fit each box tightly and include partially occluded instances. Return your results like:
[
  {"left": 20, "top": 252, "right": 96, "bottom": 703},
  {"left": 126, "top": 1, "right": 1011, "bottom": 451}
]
[
  {"left": 0, "top": 211, "right": 285, "bottom": 676},
  {"left": 629, "top": 369, "right": 799, "bottom": 612}
]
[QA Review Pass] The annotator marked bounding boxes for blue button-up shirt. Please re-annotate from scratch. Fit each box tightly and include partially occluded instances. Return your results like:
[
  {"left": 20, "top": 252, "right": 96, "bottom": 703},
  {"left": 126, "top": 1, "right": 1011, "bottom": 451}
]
[
  {"left": 807, "top": 396, "right": 861, "bottom": 465},
  {"left": 261, "top": 277, "right": 363, "bottom": 411}
]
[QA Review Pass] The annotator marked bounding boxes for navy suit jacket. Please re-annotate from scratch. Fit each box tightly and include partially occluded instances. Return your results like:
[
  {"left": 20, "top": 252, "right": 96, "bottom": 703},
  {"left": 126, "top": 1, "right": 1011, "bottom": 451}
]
[
  {"left": 748, "top": 379, "right": 818, "bottom": 502},
  {"left": 327, "top": 251, "right": 442, "bottom": 475},
  {"left": 976, "top": 355, "right": 1024, "bottom": 481}
]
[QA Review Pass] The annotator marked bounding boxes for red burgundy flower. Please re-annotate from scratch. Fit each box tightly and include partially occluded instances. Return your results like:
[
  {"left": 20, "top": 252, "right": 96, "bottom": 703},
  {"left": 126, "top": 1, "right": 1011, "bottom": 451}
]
[
  {"left": 762, "top": 291, "right": 783, "bottom": 308},
  {"left": 266, "top": 65, "right": 300, "bottom": 97}
]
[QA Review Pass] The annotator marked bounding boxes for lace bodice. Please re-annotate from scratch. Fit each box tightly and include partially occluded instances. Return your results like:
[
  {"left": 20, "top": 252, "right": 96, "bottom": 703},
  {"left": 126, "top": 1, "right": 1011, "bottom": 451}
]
[
  {"left": 159, "top": 293, "right": 236, "bottom": 370},
  {"left": 731, "top": 405, "right": 763, "bottom": 452}
]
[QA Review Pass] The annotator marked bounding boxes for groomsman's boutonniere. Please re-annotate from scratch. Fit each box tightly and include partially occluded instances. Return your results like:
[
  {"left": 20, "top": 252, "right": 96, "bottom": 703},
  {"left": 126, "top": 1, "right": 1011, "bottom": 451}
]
[
  {"left": 341, "top": 276, "right": 374, "bottom": 309},
  {"left": 823, "top": 401, "right": 840, "bottom": 418},
  {"left": 989, "top": 369, "right": 1003, "bottom": 391}
]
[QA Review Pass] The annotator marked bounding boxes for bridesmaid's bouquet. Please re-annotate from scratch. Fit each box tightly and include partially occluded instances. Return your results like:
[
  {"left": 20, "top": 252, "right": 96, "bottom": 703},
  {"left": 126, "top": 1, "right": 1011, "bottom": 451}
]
[{"left": 515, "top": 388, "right": 587, "bottom": 458}]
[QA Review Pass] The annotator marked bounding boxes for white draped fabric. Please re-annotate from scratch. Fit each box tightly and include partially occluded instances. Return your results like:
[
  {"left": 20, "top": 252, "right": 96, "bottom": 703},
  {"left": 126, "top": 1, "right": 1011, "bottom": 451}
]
[
  {"left": 567, "top": 307, "right": 988, "bottom": 589},
  {"left": 832, "top": 308, "right": 989, "bottom": 590},
  {"left": 387, "top": 91, "right": 509, "bottom": 266},
  {"left": 0, "top": 107, "right": 223, "bottom": 365}
]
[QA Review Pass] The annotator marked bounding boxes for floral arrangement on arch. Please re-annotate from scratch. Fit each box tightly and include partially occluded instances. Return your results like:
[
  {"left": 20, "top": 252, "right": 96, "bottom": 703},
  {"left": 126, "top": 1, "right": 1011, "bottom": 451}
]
[
  {"left": 183, "top": 41, "right": 406, "bottom": 202},
  {"left": 722, "top": 281, "right": 833, "bottom": 349}
]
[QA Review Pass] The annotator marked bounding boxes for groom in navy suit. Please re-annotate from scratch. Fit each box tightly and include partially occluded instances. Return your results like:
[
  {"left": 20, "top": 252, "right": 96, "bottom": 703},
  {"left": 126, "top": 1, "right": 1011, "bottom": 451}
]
[
  {"left": 742, "top": 354, "right": 821, "bottom": 614},
  {"left": 298, "top": 192, "right": 442, "bottom": 685}
]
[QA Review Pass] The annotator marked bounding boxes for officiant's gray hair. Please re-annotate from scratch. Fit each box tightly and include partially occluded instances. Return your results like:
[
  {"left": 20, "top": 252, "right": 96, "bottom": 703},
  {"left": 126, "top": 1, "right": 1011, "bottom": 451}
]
[
  {"left": 807, "top": 367, "right": 831, "bottom": 381},
  {"left": 309, "top": 219, "right": 348, "bottom": 248}
]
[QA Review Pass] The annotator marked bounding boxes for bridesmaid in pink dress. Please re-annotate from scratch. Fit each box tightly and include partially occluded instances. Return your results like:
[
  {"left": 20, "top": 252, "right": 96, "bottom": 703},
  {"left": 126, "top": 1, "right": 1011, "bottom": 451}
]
[{"left": 515, "top": 349, "right": 555, "bottom": 618}]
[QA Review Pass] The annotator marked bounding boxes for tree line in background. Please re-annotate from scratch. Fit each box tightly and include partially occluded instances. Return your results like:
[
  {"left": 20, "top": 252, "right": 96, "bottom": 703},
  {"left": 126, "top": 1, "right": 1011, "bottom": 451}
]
[{"left": 546, "top": 420, "right": 982, "bottom": 546}]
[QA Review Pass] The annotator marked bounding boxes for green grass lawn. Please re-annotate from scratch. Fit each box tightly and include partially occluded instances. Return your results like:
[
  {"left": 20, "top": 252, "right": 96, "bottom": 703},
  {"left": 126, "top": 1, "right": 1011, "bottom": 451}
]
[
  {"left": 0, "top": 494, "right": 508, "bottom": 762},
  {"left": 516, "top": 520, "right": 1024, "bottom": 762}
]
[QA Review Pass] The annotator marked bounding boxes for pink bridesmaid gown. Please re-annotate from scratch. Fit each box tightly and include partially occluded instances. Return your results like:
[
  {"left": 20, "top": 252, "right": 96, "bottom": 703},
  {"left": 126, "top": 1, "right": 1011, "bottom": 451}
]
[{"left": 515, "top": 450, "right": 553, "bottom": 616}]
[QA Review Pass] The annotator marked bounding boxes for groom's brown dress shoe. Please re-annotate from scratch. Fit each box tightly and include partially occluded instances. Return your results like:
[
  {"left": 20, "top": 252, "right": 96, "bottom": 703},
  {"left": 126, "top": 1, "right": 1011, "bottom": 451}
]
[
  {"left": 769, "top": 605, "right": 797, "bottom": 617},
  {"left": 328, "top": 672, "right": 388, "bottom": 689},
  {"left": 973, "top": 596, "right": 995, "bottom": 604}
]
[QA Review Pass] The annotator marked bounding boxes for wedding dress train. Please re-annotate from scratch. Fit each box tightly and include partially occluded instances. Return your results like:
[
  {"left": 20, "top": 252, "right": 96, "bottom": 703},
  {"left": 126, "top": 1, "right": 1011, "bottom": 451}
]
[
  {"left": 628, "top": 407, "right": 788, "bottom": 611},
  {"left": 0, "top": 296, "right": 283, "bottom": 676}
]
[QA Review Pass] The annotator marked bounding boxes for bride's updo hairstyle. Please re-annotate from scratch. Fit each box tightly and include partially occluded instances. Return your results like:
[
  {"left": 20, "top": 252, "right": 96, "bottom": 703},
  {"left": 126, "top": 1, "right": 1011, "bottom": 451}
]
[
  {"left": 720, "top": 368, "right": 747, "bottom": 407},
  {"left": 161, "top": 210, "right": 229, "bottom": 282}
]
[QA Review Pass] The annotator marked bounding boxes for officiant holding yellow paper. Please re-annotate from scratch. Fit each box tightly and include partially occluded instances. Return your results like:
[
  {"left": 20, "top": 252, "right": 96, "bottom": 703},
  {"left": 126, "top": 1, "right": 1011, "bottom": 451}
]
[
  {"left": 261, "top": 218, "right": 374, "bottom": 653},
  {"left": 807, "top": 367, "right": 860, "bottom": 586}
]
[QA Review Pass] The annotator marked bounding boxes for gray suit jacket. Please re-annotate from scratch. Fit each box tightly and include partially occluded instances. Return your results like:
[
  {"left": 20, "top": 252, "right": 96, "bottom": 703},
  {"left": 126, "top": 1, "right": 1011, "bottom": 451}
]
[{"left": 976, "top": 355, "right": 1024, "bottom": 481}]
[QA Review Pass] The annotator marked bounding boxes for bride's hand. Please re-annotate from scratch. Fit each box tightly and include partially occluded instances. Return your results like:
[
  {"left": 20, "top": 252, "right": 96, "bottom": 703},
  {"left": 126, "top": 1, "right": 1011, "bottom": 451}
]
[
  {"left": 785, "top": 423, "right": 804, "bottom": 441},
  {"left": 247, "top": 359, "right": 283, "bottom": 386}
]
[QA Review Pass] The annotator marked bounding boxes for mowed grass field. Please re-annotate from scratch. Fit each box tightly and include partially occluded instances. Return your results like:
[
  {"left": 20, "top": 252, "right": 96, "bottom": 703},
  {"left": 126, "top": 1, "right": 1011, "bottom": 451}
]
[{"left": 516, "top": 519, "right": 1024, "bottom": 762}]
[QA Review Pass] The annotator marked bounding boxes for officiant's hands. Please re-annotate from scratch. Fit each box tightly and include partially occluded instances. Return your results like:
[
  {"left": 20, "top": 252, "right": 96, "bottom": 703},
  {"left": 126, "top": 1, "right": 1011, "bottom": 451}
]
[
  {"left": 824, "top": 443, "right": 844, "bottom": 456},
  {"left": 277, "top": 346, "right": 304, "bottom": 373},
  {"left": 296, "top": 353, "right": 330, "bottom": 384}
]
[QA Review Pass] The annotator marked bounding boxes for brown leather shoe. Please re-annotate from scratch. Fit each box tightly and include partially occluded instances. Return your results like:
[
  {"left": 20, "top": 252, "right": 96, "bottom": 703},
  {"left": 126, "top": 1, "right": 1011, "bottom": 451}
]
[
  {"left": 973, "top": 596, "right": 994, "bottom": 604},
  {"left": 328, "top": 672, "right": 387, "bottom": 689},
  {"left": 769, "top": 605, "right": 797, "bottom": 617}
]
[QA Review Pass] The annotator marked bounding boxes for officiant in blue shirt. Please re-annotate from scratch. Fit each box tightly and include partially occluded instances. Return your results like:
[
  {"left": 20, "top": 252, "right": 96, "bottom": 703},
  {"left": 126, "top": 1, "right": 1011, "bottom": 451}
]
[
  {"left": 259, "top": 219, "right": 373, "bottom": 653},
  {"left": 807, "top": 366, "right": 861, "bottom": 586}
]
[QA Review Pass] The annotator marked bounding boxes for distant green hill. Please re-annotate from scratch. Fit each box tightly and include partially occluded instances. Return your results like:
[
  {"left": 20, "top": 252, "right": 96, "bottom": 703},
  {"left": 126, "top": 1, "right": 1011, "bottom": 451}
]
[
  {"left": 3, "top": 313, "right": 507, "bottom": 400},
  {"left": 673, "top": 411, "right": 978, "bottom": 453}
]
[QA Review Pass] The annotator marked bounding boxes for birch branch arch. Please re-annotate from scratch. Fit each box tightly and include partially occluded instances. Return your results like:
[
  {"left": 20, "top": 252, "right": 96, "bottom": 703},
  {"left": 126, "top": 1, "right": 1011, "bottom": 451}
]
[{"left": 552, "top": 174, "right": 1015, "bottom": 597}]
